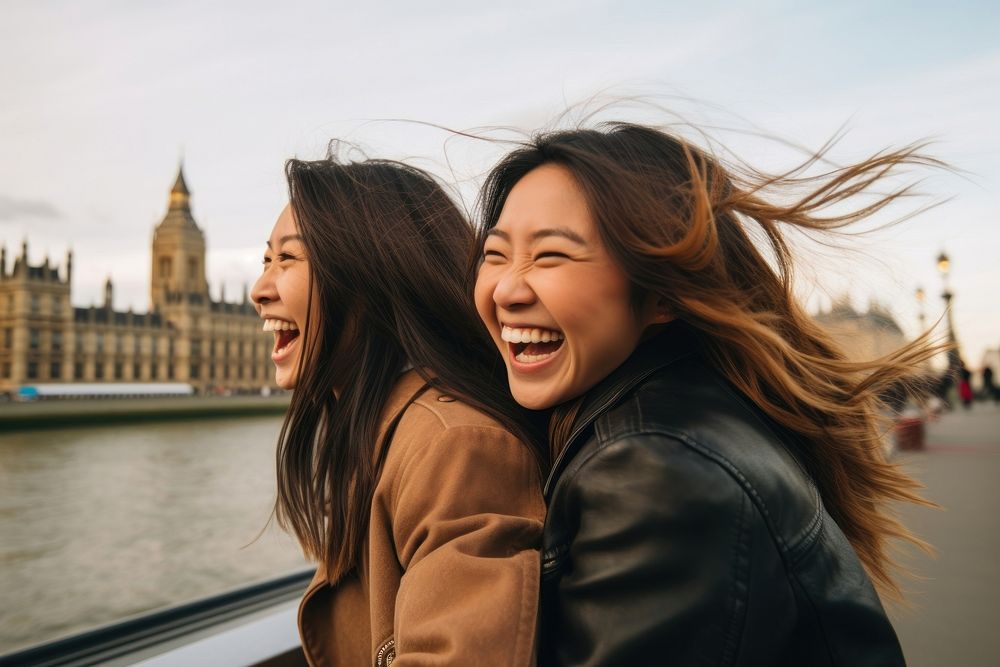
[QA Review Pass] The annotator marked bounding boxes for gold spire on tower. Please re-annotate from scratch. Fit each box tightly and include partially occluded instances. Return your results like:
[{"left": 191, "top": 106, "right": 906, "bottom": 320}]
[{"left": 169, "top": 163, "right": 191, "bottom": 208}]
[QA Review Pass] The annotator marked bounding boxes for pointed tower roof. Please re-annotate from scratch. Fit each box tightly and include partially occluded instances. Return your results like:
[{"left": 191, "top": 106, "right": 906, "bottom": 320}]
[
  {"left": 171, "top": 164, "right": 190, "bottom": 196},
  {"left": 158, "top": 162, "right": 200, "bottom": 231}
]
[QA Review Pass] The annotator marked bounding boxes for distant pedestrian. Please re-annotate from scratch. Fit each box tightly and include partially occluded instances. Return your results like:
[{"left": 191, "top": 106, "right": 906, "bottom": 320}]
[
  {"left": 937, "top": 372, "right": 954, "bottom": 410},
  {"left": 984, "top": 366, "right": 998, "bottom": 404},
  {"left": 959, "top": 364, "right": 974, "bottom": 409}
]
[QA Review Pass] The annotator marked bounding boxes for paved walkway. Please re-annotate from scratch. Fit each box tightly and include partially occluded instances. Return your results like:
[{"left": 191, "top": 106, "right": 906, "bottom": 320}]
[{"left": 889, "top": 402, "right": 1000, "bottom": 667}]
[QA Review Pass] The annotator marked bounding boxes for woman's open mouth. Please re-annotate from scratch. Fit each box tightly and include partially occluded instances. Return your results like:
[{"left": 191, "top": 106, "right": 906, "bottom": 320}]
[
  {"left": 263, "top": 318, "right": 300, "bottom": 361},
  {"left": 501, "top": 325, "right": 564, "bottom": 364}
]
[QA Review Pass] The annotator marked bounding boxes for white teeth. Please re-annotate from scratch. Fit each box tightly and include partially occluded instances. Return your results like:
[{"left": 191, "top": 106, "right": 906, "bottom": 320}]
[
  {"left": 515, "top": 350, "right": 555, "bottom": 363},
  {"left": 501, "top": 325, "right": 563, "bottom": 343},
  {"left": 262, "top": 319, "right": 299, "bottom": 332}
]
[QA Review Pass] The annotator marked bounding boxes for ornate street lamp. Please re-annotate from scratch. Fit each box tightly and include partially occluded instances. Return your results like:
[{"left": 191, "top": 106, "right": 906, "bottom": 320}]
[
  {"left": 936, "top": 252, "right": 950, "bottom": 279},
  {"left": 936, "top": 251, "right": 962, "bottom": 371},
  {"left": 915, "top": 286, "right": 926, "bottom": 332}
]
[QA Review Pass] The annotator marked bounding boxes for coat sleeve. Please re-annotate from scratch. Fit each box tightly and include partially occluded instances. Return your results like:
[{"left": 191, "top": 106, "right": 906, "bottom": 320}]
[
  {"left": 543, "top": 433, "right": 762, "bottom": 667},
  {"left": 389, "top": 424, "right": 545, "bottom": 667}
]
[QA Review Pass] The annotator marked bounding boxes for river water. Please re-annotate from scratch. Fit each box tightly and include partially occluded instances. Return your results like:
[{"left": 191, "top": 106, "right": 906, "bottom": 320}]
[{"left": 0, "top": 416, "right": 310, "bottom": 654}]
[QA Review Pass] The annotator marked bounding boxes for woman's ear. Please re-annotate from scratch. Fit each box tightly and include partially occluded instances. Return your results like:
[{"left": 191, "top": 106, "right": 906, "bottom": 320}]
[
  {"left": 644, "top": 293, "right": 674, "bottom": 326},
  {"left": 638, "top": 293, "right": 674, "bottom": 343}
]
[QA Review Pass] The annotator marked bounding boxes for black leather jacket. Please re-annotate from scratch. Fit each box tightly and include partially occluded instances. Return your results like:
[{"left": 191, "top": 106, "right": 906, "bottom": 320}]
[{"left": 540, "top": 323, "right": 905, "bottom": 666}]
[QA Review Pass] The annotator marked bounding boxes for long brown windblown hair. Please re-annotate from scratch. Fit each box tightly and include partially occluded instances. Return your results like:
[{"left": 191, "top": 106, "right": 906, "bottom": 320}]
[
  {"left": 476, "top": 123, "right": 941, "bottom": 601},
  {"left": 276, "top": 156, "right": 546, "bottom": 584}
]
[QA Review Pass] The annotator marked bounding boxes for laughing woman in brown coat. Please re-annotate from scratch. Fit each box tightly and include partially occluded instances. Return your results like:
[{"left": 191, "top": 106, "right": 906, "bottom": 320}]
[{"left": 251, "top": 156, "right": 547, "bottom": 666}]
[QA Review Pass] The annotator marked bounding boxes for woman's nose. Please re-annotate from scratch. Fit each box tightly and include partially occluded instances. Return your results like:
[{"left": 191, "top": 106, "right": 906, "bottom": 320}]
[
  {"left": 492, "top": 267, "right": 536, "bottom": 311},
  {"left": 250, "top": 267, "right": 276, "bottom": 307}
]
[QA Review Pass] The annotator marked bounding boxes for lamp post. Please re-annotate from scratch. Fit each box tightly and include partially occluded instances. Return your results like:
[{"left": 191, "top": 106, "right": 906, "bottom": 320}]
[
  {"left": 915, "top": 286, "right": 926, "bottom": 333},
  {"left": 936, "top": 251, "right": 962, "bottom": 372}
]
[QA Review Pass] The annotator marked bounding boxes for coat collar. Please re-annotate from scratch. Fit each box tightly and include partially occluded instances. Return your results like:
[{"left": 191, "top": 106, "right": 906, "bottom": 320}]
[{"left": 542, "top": 321, "right": 699, "bottom": 498}]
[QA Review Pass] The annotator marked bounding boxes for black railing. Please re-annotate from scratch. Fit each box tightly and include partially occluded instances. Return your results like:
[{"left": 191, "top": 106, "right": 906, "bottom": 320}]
[{"left": 0, "top": 569, "right": 314, "bottom": 667}]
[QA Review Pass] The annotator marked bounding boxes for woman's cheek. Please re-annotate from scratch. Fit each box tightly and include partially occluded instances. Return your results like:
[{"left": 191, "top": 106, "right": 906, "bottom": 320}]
[{"left": 473, "top": 274, "right": 498, "bottom": 328}]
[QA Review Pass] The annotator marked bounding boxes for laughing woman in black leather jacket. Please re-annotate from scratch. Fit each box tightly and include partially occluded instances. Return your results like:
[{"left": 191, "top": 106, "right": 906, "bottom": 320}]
[{"left": 474, "top": 123, "right": 936, "bottom": 666}]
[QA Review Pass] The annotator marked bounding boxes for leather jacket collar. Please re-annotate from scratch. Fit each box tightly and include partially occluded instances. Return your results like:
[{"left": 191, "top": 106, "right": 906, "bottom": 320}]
[{"left": 543, "top": 321, "right": 699, "bottom": 498}]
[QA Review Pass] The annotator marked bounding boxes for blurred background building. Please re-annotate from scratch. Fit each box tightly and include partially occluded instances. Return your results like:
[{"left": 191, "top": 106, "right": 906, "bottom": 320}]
[
  {"left": 0, "top": 169, "right": 274, "bottom": 395},
  {"left": 814, "top": 296, "right": 907, "bottom": 362}
]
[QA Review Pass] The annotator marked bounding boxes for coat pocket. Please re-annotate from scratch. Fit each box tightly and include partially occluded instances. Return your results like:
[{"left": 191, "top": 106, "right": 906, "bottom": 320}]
[{"left": 375, "top": 635, "right": 395, "bottom": 666}]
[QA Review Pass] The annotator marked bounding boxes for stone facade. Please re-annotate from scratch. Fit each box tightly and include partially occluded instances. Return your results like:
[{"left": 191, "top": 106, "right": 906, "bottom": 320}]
[
  {"left": 0, "top": 168, "right": 274, "bottom": 395},
  {"left": 814, "top": 297, "right": 907, "bottom": 362}
]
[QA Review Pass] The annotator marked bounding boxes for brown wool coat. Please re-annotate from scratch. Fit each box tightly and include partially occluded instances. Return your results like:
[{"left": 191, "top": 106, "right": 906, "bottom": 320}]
[{"left": 298, "top": 371, "right": 545, "bottom": 666}]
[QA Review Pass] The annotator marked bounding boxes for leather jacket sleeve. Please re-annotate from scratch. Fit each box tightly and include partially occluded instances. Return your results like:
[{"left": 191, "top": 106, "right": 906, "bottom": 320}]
[{"left": 541, "top": 433, "right": 783, "bottom": 666}]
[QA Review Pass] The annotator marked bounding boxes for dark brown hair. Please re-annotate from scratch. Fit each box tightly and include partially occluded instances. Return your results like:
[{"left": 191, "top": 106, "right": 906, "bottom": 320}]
[
  {"left": 476, "top": 122, "right": 940, "bottom": 600},
  {"left": 276, "top": 156, "right": 546, "bottom": 583}
]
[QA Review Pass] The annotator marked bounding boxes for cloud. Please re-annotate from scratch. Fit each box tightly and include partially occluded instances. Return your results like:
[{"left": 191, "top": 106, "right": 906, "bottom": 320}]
[{"left": 0, "top": 195, "right": 62, "bottom": 222}]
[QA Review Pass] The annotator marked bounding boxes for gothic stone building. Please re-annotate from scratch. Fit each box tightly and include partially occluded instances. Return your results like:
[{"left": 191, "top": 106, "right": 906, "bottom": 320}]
[
  {"left": 0, "top": 168, "right": 274, "bottom": 395},
  {"left": 814, "top": 297, "right": 907, "bottom": 362}
]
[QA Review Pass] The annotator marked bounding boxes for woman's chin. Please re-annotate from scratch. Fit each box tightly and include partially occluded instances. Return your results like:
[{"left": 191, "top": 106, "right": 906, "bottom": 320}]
[
  {"left": 510, "top": 384, "right": 561, "bottom": 411},
  {"left": 274, "top": 368, "right": 298, "bottom": 391}
]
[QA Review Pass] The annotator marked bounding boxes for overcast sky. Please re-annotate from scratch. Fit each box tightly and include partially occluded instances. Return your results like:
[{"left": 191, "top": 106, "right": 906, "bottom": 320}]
[{"left": 2, "top": 0, "right": 998, "bottom": 366}]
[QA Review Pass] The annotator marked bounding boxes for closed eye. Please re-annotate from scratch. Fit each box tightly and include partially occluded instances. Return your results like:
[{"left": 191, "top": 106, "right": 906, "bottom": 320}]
[
  {"left": 535, "top": 252, "right": 570, "bottom": 261},
  {"left": 482, "top": 249, "right": 507, "bottom": 261},
  {"left": 262, "top": 252, "right": 300, "bottom": 266}
]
